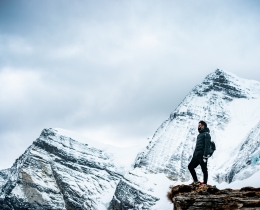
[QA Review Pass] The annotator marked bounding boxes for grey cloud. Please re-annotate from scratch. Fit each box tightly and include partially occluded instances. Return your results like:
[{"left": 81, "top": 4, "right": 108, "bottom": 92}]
[{"left": 0, "top": 0, "right": 260, "bottom": 169}]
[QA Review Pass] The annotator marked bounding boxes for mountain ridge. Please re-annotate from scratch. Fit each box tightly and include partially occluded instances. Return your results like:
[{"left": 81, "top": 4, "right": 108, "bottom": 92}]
[{"left": 0, "top": 128, "right": 126, "bottom": 209}]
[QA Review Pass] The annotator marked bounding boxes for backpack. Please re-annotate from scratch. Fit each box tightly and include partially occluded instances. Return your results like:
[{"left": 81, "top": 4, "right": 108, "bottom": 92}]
[
  {"left": 209, "top": 141, "right": 216, "bottom": 157},
  {"left": 205, "top": 132, "right": 216, "bottom": 157}
]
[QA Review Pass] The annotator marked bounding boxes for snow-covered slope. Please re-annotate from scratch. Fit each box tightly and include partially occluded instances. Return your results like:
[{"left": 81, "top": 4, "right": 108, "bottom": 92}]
[
  {"left": 0, "top": 128, "right": 144, "bottom": 210},
  {"left": 215, "top": 119, "right": 260, "bottom": 183}
]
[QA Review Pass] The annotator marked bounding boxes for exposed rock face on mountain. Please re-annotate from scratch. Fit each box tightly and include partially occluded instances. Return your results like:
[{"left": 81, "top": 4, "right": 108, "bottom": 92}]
[
  {"left": 109, "top": 179, "right": 159, "bottom": 210},
  {"left": 168, "top": 184, "right": 260, "bottom": 210},
  {"left": 194, "top": 69, "right": 248, "bottom": 98},
  {"left": 0, "top": 128, "right": 123, "bottom": 210}
]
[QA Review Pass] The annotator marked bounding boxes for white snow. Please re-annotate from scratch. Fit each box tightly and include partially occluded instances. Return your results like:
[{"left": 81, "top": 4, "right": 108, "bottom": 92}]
[
  {"left": 215, "top": 169, "right": 260, "bottom": 189},
  {"left": 213, "top": 97, "right": 260, "bottom": 171}
]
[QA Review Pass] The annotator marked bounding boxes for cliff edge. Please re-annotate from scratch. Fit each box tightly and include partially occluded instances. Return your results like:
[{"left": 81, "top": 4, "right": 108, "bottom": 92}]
[{"left": 167, "top": 184, "right": 260, "bottom": 210}]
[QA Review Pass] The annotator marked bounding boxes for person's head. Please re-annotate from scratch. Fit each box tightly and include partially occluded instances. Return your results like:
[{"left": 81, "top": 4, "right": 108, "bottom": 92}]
[{"left": 198, "top": 120, "right": 207, "bottom": 131}]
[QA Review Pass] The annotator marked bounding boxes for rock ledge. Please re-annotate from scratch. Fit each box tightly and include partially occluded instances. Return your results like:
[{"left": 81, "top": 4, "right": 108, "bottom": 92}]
[{"left": 167, "top": 184, "right": 260, "bottom": 210}]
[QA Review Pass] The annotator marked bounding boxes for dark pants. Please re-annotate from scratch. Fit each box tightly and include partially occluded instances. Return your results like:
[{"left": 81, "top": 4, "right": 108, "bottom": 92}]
[{"left": 188, "top": 156, "right": 208, "bottom": 184}]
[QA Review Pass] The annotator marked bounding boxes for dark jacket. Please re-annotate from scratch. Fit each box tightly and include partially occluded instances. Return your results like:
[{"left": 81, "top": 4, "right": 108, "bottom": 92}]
[{"left": 193, "top": 127, "right": 211, "bottom": 158}]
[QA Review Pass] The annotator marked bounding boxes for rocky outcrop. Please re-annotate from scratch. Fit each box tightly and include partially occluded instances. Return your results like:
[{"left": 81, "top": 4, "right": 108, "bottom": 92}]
[{"left": 168, "top": 184, "right": 260, "bottom": 210}]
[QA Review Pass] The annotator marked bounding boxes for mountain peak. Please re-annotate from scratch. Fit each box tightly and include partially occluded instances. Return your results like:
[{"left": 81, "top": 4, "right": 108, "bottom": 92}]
[
  {"left": 193, "top": 69, "right": 248, "bottom": 98},
  {"left": 213, "top": 68, "right": 232, "bottom": 76},
  {"left": 206, "top": 69, "right": 237, "bottom": 83}
]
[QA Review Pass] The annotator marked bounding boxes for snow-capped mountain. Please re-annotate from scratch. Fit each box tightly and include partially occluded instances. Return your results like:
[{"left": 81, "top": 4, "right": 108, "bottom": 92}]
[
  {"left": 1, "top": 69, "right": 260, "bottom": 210},
  {"left": 0, "top": 128, "right": 143, "bottom": 210},
  {"left": 134, "top": 69, "right": 260, "bottom": 180},
  {"left": 111, "top": 69, "right": 260, "bottom": 209}
]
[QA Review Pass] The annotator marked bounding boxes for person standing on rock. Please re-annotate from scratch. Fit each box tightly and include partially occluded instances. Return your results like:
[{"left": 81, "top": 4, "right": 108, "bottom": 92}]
[{"left": 188, "top": 120, "right": 211, "bottom": 185}]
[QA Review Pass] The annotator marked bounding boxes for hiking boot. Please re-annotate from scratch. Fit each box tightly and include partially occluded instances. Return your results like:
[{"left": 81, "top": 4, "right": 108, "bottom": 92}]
[{"left": 190, "top": 181, "right": 200, "bottom": 185}]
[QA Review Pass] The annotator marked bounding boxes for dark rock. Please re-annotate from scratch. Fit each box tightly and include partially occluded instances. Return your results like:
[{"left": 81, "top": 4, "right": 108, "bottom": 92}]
[
  {"left": 168, "top": 184, "right": 260, "bottom": 210},
  {"left": 194, "top": 69, "right": 248, "bottom": 99}
]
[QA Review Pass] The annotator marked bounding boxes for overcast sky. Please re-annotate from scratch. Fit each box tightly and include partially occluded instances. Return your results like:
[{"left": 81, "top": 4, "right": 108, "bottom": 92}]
[{"left": 0, "top": 0, "right": 260, "bottom": 169}]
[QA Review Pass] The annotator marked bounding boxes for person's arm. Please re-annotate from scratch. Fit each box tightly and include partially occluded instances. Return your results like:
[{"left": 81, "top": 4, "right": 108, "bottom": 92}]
[{"left": 203, "top": 133, "right": 211, "bottom": 158}]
